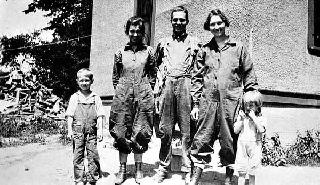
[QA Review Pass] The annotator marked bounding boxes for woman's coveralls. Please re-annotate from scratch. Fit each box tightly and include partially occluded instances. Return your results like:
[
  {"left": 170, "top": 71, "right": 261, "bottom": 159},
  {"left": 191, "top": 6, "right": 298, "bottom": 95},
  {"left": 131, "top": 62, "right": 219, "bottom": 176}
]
[
  {"left": 190, "top": 38, "right": 258, "bottom": 166},
  {"left": 109, "top": 43, "right": 156, "bottom": 154}
]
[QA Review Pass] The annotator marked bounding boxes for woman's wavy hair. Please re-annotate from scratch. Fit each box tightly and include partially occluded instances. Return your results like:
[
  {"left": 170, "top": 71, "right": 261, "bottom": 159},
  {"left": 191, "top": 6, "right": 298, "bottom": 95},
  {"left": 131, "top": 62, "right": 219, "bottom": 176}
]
[
  {"left": 125, "top": 16, "right": 145, "bottom": 35},
  {"left": 203, "top": 9, "right": 230, "bottom": 31}
]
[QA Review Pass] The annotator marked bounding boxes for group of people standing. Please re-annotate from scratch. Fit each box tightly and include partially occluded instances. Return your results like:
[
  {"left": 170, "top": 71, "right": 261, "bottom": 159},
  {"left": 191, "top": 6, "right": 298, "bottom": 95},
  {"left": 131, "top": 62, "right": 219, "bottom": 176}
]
[{"left": 66, "top": 5, "right": 267, "bottom": 185}]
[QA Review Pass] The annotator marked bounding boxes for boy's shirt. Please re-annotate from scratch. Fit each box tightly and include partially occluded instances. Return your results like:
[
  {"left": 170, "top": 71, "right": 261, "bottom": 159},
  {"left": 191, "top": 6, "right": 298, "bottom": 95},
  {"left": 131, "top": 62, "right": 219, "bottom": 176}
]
[
  {"left": 237, "top": 116, "right": 267, "bottom": 142},
  {"left": 66, "top": 91, "right": 105, "bottom": 118}
]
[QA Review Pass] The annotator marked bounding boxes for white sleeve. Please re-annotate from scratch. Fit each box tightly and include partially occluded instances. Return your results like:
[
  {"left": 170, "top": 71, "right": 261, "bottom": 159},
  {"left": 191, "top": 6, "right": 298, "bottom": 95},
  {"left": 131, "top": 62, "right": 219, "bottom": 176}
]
[
  {"left": 95, "top": 96, "right": 105, "bottom": 117},
  {"left": 65, "top": 94, "right": 77, "bottom": 117}
]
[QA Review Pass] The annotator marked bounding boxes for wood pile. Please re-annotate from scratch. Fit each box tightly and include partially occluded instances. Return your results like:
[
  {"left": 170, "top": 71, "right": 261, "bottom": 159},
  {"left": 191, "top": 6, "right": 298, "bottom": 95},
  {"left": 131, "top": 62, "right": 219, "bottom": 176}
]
[{"left": 0, "top": 66, "right": 65, "bottom": 118}]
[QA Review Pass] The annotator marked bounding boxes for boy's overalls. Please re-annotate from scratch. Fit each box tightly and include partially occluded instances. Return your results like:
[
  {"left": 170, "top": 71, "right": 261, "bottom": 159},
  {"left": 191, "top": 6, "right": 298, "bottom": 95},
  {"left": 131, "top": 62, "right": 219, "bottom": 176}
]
[{"left": 73, "top": 96, "right": 101, "bottom": 183}]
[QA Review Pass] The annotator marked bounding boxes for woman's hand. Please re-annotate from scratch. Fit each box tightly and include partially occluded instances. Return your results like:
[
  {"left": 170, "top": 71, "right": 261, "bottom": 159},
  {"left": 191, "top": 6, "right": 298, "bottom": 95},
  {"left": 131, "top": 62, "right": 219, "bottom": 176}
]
[
  {"left": 155, "top": 97, "right": 160, "bottom": 114},
  {"left": 191, "top": 107, "right": 199, "bottom": 121},
  {"left": 237, "top": 110, "right": 246, "bottom": 121}
]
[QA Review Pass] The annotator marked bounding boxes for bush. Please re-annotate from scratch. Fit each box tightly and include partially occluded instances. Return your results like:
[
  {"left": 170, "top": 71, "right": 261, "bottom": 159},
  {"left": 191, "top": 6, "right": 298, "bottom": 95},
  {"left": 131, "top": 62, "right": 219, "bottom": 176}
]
[
  {"left": 262, "top": 133, "right": 287, "bottom": 166},
  {"left": 286, "top": 130, "right": 320, "bottom": 166},
  {"left": 262, "top": 130, "right": 320, "bottom": 166},
  {"left": 0, "top": 114, "right": 65, "bottom": 147}
]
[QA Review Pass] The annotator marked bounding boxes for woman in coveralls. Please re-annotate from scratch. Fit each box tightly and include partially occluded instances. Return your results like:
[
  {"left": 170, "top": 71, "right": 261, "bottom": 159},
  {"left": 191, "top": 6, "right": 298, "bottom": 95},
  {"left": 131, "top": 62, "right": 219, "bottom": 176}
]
[
  {"left": 109, "top": 16, "right": 156, "bottom": 185},
  {"left": 189, "top": 9, "right": 258, "bottom": 185}
]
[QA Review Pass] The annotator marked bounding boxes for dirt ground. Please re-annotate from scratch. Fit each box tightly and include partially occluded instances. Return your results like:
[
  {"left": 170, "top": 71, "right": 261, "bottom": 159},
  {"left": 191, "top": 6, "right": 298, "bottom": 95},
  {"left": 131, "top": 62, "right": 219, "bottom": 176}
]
[{"left": 1, "top": 134, "right": 320, "bottom": 185}]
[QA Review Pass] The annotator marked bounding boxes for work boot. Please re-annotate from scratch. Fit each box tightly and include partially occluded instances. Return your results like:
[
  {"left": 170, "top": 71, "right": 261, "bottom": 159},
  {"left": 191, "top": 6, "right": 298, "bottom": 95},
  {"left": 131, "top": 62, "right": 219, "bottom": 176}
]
[
  {"left": 115, "top": 162, "right": 126, "bottom": 185},
  {"left": 225, "top": 166, "right": 234, "bottom": 185},
  {"left": 75, "top": 181, "right": 84, "bottom": 185},
  {"left": 135, "top": 162, "right": 143, "bottom": 184},
  {"left": 189, "top": 166, "right": 203, "bottom": 185},
  {"left": 153, "top": 169, "right": 167, "bottom": 183},
  {"left": 185, "top": 170, "right": 192, "bottom": 185}
]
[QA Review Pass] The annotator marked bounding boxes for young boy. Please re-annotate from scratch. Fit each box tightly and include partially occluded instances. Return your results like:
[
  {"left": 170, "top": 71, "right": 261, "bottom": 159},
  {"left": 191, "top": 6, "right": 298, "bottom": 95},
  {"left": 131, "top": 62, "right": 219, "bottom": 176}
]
[
  {"left": 234, "top": 91, "right": 267, "bottom": 185},
  {"left": 66, "top": 68, "right": 104, "bottom": 185}
]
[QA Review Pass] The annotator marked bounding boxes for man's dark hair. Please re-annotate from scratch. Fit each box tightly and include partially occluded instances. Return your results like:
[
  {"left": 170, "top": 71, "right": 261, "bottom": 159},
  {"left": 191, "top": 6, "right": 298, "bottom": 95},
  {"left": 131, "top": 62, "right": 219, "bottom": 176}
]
[{"left": 171, "top": 6, "right": 189, "bottom": 23}]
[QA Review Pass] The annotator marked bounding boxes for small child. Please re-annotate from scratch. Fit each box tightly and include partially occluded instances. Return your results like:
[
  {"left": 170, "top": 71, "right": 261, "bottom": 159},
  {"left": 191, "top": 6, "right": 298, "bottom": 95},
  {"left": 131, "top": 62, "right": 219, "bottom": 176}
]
[
  {"left": 234, "top": 90, "right": 267, "bottom": 185},
  {"left": 66, "top": 68, "right": 105, "bottom": 185}
]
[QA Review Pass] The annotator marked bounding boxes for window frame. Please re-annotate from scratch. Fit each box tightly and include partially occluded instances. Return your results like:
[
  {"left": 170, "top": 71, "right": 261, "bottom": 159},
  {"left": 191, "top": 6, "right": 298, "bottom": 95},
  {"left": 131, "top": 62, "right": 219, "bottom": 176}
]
[{"left": 308, "top": 0, "right": 320, "bottom": 56}]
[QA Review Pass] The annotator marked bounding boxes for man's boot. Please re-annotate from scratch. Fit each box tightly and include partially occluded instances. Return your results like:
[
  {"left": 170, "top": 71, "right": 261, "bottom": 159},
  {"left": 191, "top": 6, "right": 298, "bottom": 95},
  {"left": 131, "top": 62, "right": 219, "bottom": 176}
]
[
  {"left": 153, "top": 169, "right": 167, "bottom": 183},
  {"left": 189, "top": 166, "right": 203, "bottom": 185},
  {"left": 185, "top": 168, "right": 192, "bottom": 185},
  {"left": 115, "top": 162, "right": 126, "bottom": 185},
  {"left": 135, "top": 162, "right": 143, "bottom": 184},
  {"left": 225, "top": 166, "right": 234, "bottom": 185}
]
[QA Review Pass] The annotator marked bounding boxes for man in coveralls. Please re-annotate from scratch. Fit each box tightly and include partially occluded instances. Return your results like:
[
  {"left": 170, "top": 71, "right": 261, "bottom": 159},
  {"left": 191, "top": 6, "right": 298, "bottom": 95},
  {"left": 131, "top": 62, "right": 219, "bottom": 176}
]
[{"left": 153, "top": 5, "right": 202, "bottom": 184}]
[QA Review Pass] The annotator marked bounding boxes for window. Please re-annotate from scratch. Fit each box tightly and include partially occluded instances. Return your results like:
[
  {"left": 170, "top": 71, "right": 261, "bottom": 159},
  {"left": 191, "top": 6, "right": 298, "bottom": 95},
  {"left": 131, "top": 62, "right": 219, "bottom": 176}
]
[{"left": 308, "top": 0, "right": 320, "bottom": 56}]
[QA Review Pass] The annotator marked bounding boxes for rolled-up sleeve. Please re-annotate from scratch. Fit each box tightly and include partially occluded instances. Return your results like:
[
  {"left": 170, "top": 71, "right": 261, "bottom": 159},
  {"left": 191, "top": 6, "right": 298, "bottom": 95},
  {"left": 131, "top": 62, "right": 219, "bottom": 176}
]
[
  {"left": 154, "top": 41, "right": 164, "bottom": 68},
  {"left": 146, "top": 46, "right": 157, "bottom": 90},
  {"left": 112, "top": 50, "right": 122, "bottom": 89},
  {"left": 191, "top": 48, "right": 205, "bottom": 106},
  {"left": 240, "top": 44, "right": 258, "bottom": 92},
  {"left": 65, "top": 94, "right": 77, "bottom": 118},
  {"left": 95, "top": 96, "right": 105, "bottom": 118}
]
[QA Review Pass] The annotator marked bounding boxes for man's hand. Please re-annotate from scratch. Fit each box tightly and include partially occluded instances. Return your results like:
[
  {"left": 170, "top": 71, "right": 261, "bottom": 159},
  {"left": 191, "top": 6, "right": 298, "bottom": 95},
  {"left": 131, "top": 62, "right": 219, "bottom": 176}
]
[
  {"left": 67, "top": 130, "right": 73, "bottom": 140},
  {"left": 97, "top": 130, "right": 103, "bottom": 142},
  {"left": 191, "top": 107, "right": 199, "bottom": 121}
]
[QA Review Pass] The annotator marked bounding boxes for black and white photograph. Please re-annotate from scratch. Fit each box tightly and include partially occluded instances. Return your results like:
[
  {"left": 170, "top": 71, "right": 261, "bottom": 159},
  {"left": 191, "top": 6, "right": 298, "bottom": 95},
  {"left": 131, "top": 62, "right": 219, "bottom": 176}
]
[{"left": 1, "top": 0, "right": 320, "bottom": 185}]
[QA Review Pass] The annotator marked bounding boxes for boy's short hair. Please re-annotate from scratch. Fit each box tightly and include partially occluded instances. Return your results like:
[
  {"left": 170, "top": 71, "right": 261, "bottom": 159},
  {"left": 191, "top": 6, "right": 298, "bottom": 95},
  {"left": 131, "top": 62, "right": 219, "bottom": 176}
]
[
  {"left": 243, "top": 90, "right": 263, "bottom": 107},
  {"left": 77, "top": 68, "right": 93, "bottom": 81},
  {"left": 171, "top": 6, "right": 189, "bottom": 23},
  {"left": 125, "top": 16, "right": 145, "bottom": 35},
  {"left": 203, "top": 9, "right": 230, "bottom": 31}
]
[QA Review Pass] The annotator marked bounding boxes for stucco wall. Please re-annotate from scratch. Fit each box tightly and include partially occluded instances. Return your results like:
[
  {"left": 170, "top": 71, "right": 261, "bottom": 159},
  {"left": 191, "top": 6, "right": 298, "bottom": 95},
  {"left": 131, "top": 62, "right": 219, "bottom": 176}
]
[
  {"left": 155, "top": 0, "right": 320, "bottom": 94},
  {"left": 90, "top": 0, "right": 134, "bottom": 96},
  {"left": 90, "top": 0, "right": 320, "bottom": 96},
  {"left": 90, "top": 0, "right": 320, "bottom": 148},
  {"left": 263, "top": 106, "right": 320, "bottom": 144}
]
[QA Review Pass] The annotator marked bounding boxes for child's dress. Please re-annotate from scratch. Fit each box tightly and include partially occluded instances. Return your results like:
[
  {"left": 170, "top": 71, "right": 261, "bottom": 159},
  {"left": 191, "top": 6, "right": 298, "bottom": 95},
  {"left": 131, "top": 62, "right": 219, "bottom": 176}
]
[
  {"left": 109, "top": 43, "right": 156, "bottom": 154},
  {"left": 235, "top": 115, "right": 267, "bottom": 175}
]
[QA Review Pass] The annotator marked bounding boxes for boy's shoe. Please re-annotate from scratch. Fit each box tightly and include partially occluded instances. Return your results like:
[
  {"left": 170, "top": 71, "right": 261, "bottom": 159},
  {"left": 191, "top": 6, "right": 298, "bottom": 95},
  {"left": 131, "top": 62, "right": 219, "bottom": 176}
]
[
  {"left": 115, "top": 162, "right": 126, "bottom": 185},
  {"left": 153, "top": 170, "right": 167, "bottom": 183},
  {"left": 75, "top": 182, "right": 84, "bottom": 185},
  {"left": 225, "top": 166, "right": 234, "bottom": 185}
]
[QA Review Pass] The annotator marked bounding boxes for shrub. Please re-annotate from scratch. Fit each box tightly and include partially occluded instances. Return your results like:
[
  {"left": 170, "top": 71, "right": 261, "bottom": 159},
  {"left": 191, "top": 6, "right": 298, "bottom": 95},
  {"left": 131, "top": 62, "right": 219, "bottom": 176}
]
[
  {"left": 286, "top": 130, "right": 320, "bottom": 166},
  {"left": 0, "top": 114, "right": 65, "bottom": 147},
  {"left": 262, "top": 130, "right": 320, "bottom": 166},
  {"left": 262, "top": 133, "right": 286, "bottom": 166}
]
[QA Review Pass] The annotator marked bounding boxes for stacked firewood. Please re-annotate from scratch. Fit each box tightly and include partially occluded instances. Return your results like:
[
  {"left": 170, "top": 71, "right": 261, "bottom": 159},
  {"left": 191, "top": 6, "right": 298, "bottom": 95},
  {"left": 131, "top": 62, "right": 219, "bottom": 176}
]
[{"left": 0, "top": 66, "right": 65, "bottom": 117}]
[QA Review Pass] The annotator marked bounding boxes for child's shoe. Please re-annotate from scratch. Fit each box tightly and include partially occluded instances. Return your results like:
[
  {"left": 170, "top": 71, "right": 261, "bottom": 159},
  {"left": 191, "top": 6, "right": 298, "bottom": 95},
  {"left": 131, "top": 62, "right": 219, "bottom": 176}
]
[{"left": 135, "top": 162, "right": 143, "bottom": 184}]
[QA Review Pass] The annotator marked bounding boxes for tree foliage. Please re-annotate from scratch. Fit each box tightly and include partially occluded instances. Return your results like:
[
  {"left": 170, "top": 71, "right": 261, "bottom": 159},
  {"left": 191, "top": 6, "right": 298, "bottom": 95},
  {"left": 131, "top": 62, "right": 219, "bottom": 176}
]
[{"left": 0, "top": 0, "right": 93, "bottom": 100}]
